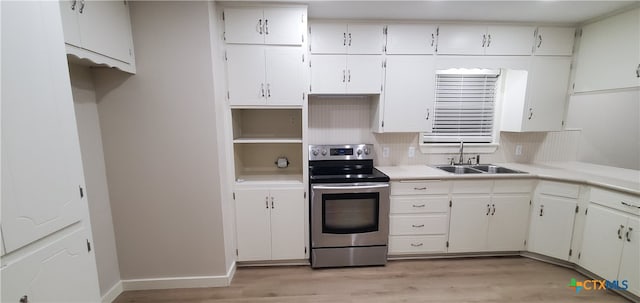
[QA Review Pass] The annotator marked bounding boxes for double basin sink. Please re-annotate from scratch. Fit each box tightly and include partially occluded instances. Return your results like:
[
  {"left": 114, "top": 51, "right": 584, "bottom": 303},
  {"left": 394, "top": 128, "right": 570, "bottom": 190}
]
[{"left": 435, "top": 164, "right": 525, "bottom": 174}]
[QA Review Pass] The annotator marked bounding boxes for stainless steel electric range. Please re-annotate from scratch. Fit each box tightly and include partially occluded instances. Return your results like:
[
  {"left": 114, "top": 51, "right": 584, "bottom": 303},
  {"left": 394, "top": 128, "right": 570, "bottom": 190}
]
[{"left": 308, "top": 144, "right": 390, "bottom": 268}]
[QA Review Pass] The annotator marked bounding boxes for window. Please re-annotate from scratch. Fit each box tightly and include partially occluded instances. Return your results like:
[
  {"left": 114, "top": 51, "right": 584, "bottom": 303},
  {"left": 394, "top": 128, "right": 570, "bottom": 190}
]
[{"left": 423, "top": 69, "right": 501, "bottom": 144}]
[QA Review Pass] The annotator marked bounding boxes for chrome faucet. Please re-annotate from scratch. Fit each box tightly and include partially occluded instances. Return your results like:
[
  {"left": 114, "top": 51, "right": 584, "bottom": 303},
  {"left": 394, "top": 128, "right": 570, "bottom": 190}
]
[{"left": 458, "top": 141, "right": 464, "bottom": 164}]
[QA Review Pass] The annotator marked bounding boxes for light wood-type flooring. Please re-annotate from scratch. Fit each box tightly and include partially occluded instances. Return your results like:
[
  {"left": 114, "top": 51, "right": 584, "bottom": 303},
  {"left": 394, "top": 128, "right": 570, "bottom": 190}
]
[{"left": 114, "top": 256, "right": 631, "bottom": 302}]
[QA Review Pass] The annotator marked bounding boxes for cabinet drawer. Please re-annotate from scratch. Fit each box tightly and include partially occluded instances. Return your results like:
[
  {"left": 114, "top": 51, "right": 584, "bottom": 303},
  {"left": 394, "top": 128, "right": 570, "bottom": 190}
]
[
  {"left": 391, "top": 196, "right": 449, "bottom": 214},
  {"left": 493, "top": 179, "right": 535, "bottom": 194},
  {"left": 389, "top": 235, "right": 447, "bottom": 254},
  {"left": 451, "top": 180, "right": 493, "bottom": 194},
  {"left": 590, "top": 188, "right": 640, "bottom": 216},
  {"left": 537, "top": 181, "right": 580, "bottom": 198},
  {"left": 391, "top": 180, "right": 450, "bottom": 195},
  {"left": 390, "top": 215, "right": 448, "bottom": 235}
]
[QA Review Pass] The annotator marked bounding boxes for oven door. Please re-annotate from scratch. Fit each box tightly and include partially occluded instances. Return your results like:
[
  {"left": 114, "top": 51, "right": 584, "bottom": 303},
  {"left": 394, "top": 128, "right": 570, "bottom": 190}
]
[{"left": 311, "top": 182, "right": 390, "bottom": 248}]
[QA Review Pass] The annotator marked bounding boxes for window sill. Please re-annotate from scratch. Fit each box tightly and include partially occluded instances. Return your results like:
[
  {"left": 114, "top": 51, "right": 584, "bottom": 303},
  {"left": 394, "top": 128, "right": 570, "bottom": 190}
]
[{"left": 419, "top": 143, "right": 499, "bottom": 154}]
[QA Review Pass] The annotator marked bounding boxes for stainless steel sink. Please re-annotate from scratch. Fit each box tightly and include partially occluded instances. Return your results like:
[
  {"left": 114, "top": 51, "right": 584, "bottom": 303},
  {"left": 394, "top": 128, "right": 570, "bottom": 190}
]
[
  {"left": 435, "top": 165, "right": 484, "bottom": 174},
  {"left": 434, "top": 164, "right": 526, "bottom": 174},
  {"left": 471, "top": 165, "right": 525, "bottom": 174}
]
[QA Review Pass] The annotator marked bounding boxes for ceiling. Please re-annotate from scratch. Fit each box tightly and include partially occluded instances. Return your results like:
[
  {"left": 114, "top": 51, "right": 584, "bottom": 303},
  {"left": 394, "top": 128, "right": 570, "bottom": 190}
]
[{"left": 223, "top": 1, "right": 638, "bottom": 25}]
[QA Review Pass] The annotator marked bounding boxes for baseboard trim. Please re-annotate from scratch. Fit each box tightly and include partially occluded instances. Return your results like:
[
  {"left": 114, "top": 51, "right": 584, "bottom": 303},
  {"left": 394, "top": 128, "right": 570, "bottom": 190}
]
[
  {"left": 101, "top": 280, "right": 123, "bottom": 303},
  {"left": 121, "top": 262, "right": 237, "bottom": 291}
]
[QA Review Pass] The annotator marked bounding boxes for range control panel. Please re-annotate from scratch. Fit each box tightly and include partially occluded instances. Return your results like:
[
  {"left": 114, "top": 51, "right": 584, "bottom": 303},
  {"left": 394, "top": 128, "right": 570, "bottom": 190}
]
[{"left": 309, "top": 144, "right": 374, "bottom": 161}]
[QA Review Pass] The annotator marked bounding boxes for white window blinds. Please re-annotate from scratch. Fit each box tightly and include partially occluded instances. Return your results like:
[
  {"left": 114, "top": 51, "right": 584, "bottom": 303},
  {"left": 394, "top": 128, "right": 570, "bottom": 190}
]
[{"left": 424, "top": 69, "right": 500, "bottom": 143}]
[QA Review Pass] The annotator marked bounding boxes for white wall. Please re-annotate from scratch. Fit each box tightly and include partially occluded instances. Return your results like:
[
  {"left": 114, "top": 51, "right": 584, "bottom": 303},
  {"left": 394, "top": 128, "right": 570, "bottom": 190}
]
[
  {"left": 566, "top": 89, "right": 640, "bottom": 170},
  {"left": 92, "top": 1, "right": 227, "bottom": 280},
  {"left": 69, "top": 64, "right": 121, "bottom": 297}
]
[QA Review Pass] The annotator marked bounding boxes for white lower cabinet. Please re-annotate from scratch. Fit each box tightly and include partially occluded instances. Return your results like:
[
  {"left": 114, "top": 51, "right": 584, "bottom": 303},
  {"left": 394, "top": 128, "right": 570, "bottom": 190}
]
[
  {"left": 448, "top": 195, "right": 491, "bottom": 252},
  {"left": 579, "top": 188, "right": 640, "bottom": 297},
  {"left": 388, "top": 181, "right": 450, "bottom": 255},
  {"left": 234, "top": 187, "right": 305, "bottom": 261},
  {"left": 487, "top": 195, "right": 531, "bottom": 251},
  {"left": 1, "top": 227, "right": 100, "bottom": 303},
  {"left": 528, "top": 182, "right": 579, "bottom": 261}
]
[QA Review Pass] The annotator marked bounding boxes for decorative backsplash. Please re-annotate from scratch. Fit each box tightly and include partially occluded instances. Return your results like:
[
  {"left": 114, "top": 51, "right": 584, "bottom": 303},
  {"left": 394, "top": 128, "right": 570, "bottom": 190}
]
[{"left": 309, "top": 96, "right": 580, "bottom": 166}]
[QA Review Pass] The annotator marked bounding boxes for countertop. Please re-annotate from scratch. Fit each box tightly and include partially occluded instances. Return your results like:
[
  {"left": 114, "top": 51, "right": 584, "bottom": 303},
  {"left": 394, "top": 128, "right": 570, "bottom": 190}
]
[{"left": 376, "top": 161, "right": 640, "bottom": 195}]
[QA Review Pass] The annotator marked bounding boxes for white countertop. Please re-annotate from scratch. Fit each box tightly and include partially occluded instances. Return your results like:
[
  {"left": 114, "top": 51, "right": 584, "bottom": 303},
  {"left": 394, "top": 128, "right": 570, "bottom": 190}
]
[{"left": 376, "top": 161, "right": 640, "bottom": 195}]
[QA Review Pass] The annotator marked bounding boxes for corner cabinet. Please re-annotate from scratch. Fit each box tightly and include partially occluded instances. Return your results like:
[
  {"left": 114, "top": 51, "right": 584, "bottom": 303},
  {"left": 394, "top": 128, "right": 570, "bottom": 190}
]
[
  {"left": 59, "top": 0, "right": 136, "bottom": 73},
  {"left": 2, "top": 1, "right": 100, "bottom": 301},
  {"left": 223, "top": 7, "right": 305, "bottom": 45},
  {"left": 234, "top": 187, "right": 306, "bottom": 261},
  {"left": 574, "top": 8, "right": 640, "bottom": 92}
]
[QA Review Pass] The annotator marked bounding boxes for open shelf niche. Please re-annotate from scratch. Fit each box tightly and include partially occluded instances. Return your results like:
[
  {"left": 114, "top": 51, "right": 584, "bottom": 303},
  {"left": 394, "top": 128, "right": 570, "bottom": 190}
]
[{"left": 232, "top": 108, "right": 302, "bottom": 143}]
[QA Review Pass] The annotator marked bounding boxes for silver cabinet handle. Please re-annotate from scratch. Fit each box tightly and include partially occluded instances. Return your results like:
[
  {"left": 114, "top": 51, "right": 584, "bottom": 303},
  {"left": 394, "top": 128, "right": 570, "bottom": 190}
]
[
  {"left": 528, "top": 108, "right": 533, "bottom": 120},
  {"left": 431, "top": 33, "right": 435, "bottom": 47},
  {"left": 538, "top": 34, "right": 543, "bottom": 48},
  {"left": 71, "top": 0, "right": 77, "bottom": 10},
  {"left": 271, "top": 197, "right": 274, "bottom": 209},
  {"left": 79, "top": 0, "right": 85, "bottom": 13},
  {"left": 486, "top": 204, "right": 491, "bottom": 215},
  {"left": 412, "top": 224, "right": 425, "bottom": 228},
  {"left": 260, "top": 83, "right": 265, "bottom": 97},
  {"left": 343, "top": 32, "right": 346, "bottom": 46},
  {"left": 266, "top": 83, "right": 271, "bottom": 98},
  {"left": 347, "top": 70, "right": 351, "bottom": 82},
  {"left": 413, "top": 187, "right": 427, "bottom": 190},
  {"left": 412, "top": 204, "right": 426, "bottom": 208},
  {"left": 265, "top": 196, "right": 269, "bottom": 209},
  {"left": 342, "top": 70, "right": 346, "bottom": 83},
  {"left": 626, "top": 227, "right": 633, "bottom": 242},
  {"left": 618, "top": 225, "right": 624, "bottom": 239},
  {"left": 20, "top": 295, "right": 28, "bottom": 303},
  {"left": 491, "top": 204, "right": 496, "bottom": 216},
  {"left": 487, "top": 34, "right": 492, "bottom": 47},
  {"left": 539, "top": 205, "right": 544, "bottom": 217},
  {"left": 264, "top": 19, "right": 269, "bottom": 35},
  {"left": 636, "top": 64, "right": 640, "bottom": 78},
  {"left": 348, "top": 32, "right": 352, "bottom": 46},
  {"left": 426, "top": 108, "right": 430, "bottom": 120},
  {"left": 410, "top": 243, "right": 423, "bottom": 247},
  {"left": 621, "top": 201, "right": 640, "bottom": 209},
  {"left": 258, "top": 19, "right": 263, "bottom": 35},
  {"left": 482, "top": 34, "right": 486, "bottom": 47}
]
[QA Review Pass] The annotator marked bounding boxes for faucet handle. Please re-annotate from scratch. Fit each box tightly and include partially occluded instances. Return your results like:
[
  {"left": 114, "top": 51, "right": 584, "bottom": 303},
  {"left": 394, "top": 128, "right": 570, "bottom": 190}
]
[{"left": 447, "top": 157, "right": 455, "bottom": 165}]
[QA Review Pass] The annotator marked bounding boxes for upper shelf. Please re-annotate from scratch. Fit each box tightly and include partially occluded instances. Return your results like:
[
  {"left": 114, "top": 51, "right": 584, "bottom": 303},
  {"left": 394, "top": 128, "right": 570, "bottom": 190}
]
[{"left": 233, "top": 138, "right": 302, "bottom": 144}]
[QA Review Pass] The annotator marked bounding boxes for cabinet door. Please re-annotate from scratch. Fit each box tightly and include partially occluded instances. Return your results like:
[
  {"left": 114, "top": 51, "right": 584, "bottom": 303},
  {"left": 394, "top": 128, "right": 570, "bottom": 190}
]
[
  {"left": 534, "top": 27, "right": 575, "bottom": 56},
  {"left": 310, "top": 23, "right": 347, "bottom": 54},
  {"left": 437, "top": 25, "right": 487, "bottom": 55},
  {"left": 347, "top": 24, "right": 384, "bottom": 54},
  {"left": 76, "top": 0, "right": 133, "bottom": 63},
  {"left": 574, "top": 9, "right": 640, "bottom": 92},
  {"left": 310, "top": 55, "right": 347, "bottom": 93},
  {"left": 235, "top": 189, "right": 271, "bottom": 261},
  {"left": 263, "top": 8, "right": 304, "bottom": 45},
  {"left": 580, "top": 204, "right": 626, "bottom": 281},
  {"left": 488, "top": 195, "right": 530, "bottom": 251},
  {"left": 528, "top": 195, "right": 576, "bottom": 260},
  {"left": 226, "top": 45, "right": 266, "bottom": 105},
  {"left": 270, "top": 188, "right": 305, "bottom": 260},
  {"left": 485, "top": 25, "right": 535, "bottom": 55},
  {"left": 2, "top": 1, "right": 85, "bottom": 253},
  {"left": 265, "top": 48, "right": 304, "bottom": 105},
  {"left": 1, "top": 228, "right": 100, "bottom": 302},
  {"left": 386, "top": 24, "right": 437, "bottom": 55},
  {"left": 58, "top": 1, "right": 81, "bottom": 47},
  {"left": 346, "top": 55, "right": 383, "bottom": 94},
  {"left": 619, "top": 216, "right": 639, "bottom": 297},
  {"left": 448, "top": 196, "right": 490, "bottom": 252},
  {"left": 223, "top": 7, "right": 264, "bottom": 44},
  {"left": 383, "top": 55, "right": 435, "bottom": 132},
  {"left": 523, "top": 56, "right": 571, "bottom": 132}
]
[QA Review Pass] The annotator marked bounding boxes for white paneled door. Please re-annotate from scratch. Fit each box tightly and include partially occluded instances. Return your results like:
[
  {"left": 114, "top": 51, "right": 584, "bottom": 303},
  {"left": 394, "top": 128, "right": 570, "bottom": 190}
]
[
  {"left": 269, "top": 188, "right": 305, "bottom": 260},
  {"left": 226, "top": 45, "right": 267, "bottom": 105},
  {"left": 310, "top": 55, "right": 347, "bottom": 93},
  {"left": 448, "top": 196, "right": 491, "bottom": 252},
  {"left": 528, "top": 195, "right": 576, "bottom": 260},
  {"left": 488, "top": 195, "right": 530, "bottom": 251},
  {"left": 346, "top": 55, "right": 383, "bottom": 94},
  {"left": 264, "top": 47, "right": 304, "bottom": 105},
  {"left": 234, "top": 188, "right": 272, "bottom": 261}
]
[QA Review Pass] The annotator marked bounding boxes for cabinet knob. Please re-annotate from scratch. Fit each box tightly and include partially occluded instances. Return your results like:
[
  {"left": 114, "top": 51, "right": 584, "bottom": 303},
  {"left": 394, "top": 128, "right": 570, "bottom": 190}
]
[
  {"left": 537, "top": 34, "right": 543, "bottom": 48},
  {"left": 626, "top": 227, "right": 633, "bottom": 242},
  {"left": 618, "top": 225, "right": 625, "bottom": 239}
]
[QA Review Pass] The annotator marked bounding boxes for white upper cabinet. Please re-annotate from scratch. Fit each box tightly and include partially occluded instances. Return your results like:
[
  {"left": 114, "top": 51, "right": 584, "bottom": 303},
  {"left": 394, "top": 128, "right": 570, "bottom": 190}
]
[
  {"left": 574, "top": 8, "right": 640, "bottom": 92},
  {"left": 310, "top": 23, "right": 384, "bottom": 54},
  {"left": 437, "top": 25, "right": 535, "bottom": 55},
  {"left": 533, "top": 27, "right": 575, "bottom": 56},
  {"left": 2, "top": 0, "right": 86, "bottom": 253},
  {"left": 386, "top": 24, "right": 437, "bottom": 54},
  {"left": 501, "top": 56, "right": 572, "bottom": 132},
  {"left": 224, "top": 7, "right": 305, "bottom": 45},
  {"left": 380, "top": 55, "right": 435, "bottom": 132},
  {"left": 310, "top": 55, "right": 383, "bottom": 94},
  {"left": 226, "top": 45, "right": 304, "bottom": 106},
  {"left": 59, "top": 0, "right": 135, "bottom": 72}
]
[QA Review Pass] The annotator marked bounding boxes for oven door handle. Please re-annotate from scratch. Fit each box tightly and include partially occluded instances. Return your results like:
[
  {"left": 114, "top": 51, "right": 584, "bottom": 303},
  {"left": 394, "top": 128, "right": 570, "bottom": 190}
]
[{"left": 311, "top": 183, "right": 389, "bottom": 190}]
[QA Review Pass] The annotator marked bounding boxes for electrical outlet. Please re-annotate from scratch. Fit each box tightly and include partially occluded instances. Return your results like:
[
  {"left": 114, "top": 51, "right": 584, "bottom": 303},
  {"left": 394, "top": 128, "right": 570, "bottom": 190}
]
[
  {"left": 515, "top": 144, "right": 523, "bottom": 156},
  {"left": 383, "top": 147, "right": 390, "bottom": 158},
  {"left": 408, "top": 146, "right": 415, "bottom": 158}
]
